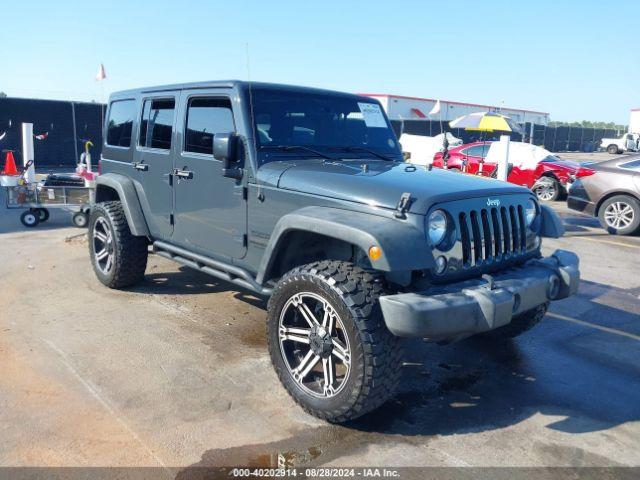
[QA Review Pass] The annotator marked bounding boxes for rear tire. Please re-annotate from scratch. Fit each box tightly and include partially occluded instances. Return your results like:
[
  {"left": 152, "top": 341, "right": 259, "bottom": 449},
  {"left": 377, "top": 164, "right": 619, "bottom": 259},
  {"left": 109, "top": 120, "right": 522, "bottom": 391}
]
[
  {"left": 533, "top": 176, "right": 561, "bottom": 202},
  {"left": 607, "top": 144, "right": 620, "bottom": 154},
  {"left": 598, "top": 195, "right": 640, "bottom": 235},
  {"left": 267, "top": 261, "right": 403, "bottom": 423},
  {"left": 88, "top": 201, "right": 148, "bottom": 289},
  {"left": 479, "top": 303, "right": 548, "bottom": 341}
]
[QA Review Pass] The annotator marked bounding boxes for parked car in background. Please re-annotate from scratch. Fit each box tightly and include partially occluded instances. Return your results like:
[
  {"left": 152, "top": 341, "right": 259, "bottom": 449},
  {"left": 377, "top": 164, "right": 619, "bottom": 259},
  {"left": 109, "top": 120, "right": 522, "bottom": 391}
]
[
  {"left": 599, "top": 133, "right": 639, "bottom": 154},
  {"left": 568, "top": 158, "right": 640, "bottom": 235},
  {"left": 433, "top": 141, "right": 583, "bottom": 201}
]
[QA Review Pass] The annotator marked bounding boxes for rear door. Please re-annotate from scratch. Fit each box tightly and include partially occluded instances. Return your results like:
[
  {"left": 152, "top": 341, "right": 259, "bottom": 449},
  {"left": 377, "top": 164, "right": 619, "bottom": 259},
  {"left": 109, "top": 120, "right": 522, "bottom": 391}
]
[
  {"left": 134, "top": 94, "right": 179, "bottom": 239},
  {"left": 172, "top": 91, "right": 247, "bottom": 259}
]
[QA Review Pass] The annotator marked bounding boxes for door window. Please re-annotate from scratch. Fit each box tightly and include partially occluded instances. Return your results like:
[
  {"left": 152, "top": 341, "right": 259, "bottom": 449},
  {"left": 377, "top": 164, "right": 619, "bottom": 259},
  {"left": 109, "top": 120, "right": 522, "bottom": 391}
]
[
  {"left": 139, "top": 98, "right": 175, "bottom": 150},
  {"left": 106, "top": 100, "right": 135, "bottom": 147},
  {"left": 462, "top": 144, "right": 490, "bottom": 158},
  {"left": 184, "top": 98, "right": 235, "bottom": 155}
]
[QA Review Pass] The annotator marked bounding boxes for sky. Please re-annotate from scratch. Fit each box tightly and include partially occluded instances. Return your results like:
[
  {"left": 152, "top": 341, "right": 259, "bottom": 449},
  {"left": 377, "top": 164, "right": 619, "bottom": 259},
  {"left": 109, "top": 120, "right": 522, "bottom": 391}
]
[{"left": 2, "top": 0, "right": 638, "bottom": 124}]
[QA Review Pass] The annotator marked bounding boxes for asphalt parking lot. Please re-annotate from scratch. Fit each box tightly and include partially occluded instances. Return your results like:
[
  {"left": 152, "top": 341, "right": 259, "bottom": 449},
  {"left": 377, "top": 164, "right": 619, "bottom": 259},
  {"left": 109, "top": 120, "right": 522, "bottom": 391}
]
[{"left": 0, "top": 178, "right": 638, "bottom": 471}]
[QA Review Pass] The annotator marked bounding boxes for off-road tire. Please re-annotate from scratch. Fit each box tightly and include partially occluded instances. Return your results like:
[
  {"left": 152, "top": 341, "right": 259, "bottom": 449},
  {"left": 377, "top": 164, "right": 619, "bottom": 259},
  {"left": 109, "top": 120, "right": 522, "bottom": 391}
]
[
  {"left": 607, "top": 144, "right": 620, "bottom": 155},
  {"left": 267, "top": 261, "right": 403, "bottom": 423},
  {"left": 479, "top": 302, "right": 548, "bottom": 341},
  {"left": 88, "top": 201, "right": 148, "bottom": 289},
  {"left": 597, "top": 195, "right": 640, "bottom": 235}
]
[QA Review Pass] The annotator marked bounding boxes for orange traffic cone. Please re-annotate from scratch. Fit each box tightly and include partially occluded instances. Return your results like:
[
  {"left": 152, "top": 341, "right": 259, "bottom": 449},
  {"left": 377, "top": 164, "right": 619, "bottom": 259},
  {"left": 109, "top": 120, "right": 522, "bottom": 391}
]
[{"left": 2, "top": 151, "right": 18, "bottom": 175}]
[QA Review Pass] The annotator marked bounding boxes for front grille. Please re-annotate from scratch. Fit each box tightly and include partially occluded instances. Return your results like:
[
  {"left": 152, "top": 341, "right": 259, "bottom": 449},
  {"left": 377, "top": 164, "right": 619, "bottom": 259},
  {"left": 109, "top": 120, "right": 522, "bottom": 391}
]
[{"left": 457, "top": 205, "right": 527, "bottom": 266}]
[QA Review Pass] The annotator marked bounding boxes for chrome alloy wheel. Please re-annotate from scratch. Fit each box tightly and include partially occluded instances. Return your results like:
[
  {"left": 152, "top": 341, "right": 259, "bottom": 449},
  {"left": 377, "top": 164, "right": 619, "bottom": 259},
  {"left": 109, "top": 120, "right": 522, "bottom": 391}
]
[
  {"left": 604, "top": 201, "right": 635, "bottom": 230},
  {"left": 92, "top": 217, "right": 115, "bottom": 274},
  {"left": 278, "top": 292, "right": 351, "bottom": 398},
  {"left": 534, "top": 178, "right": 557, "bottom": 201}
]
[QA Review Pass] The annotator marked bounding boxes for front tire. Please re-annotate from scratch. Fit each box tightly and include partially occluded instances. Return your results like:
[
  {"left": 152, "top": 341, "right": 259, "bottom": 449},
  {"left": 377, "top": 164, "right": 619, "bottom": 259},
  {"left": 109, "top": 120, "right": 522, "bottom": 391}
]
[
  {"left": 88, "top": 201, "right": 148, "bottom": 289},
  {"left": 267, "top": 261, "right": 402, "bottom": 423},
  {"left": 598, "top": 195, "right": 640, "bottom": 235},
  {"left": 607, "top": 144, "right": 620, "bottom": 154}
]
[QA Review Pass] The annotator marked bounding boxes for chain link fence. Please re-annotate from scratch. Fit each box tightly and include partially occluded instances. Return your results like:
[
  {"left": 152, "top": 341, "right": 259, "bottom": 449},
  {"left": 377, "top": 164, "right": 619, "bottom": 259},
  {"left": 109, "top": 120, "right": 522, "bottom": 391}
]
[{"left": 391, "top": 120, "right": 624, "bottom": 153}]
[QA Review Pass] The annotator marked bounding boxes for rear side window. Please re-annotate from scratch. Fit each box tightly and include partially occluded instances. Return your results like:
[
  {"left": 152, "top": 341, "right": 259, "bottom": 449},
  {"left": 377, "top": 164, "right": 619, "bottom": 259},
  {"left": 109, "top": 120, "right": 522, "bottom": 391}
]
[
  {"left": 184, "top": 98, "right": 235, "bottom": 155},
  {"left": 139, "top": 98, "right": 175, "bottom": 150},
  {"left": 463, "top": 144, "right": 490, "bottom": 158},
  {"left": 106, "top": 100, "right": 135, "bottom": 147}
]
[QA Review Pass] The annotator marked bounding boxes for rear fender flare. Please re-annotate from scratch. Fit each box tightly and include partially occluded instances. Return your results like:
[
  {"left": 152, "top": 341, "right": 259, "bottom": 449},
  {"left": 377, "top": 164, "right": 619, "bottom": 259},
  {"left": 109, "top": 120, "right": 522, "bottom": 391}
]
[{"left": 94, "top": 173, "right": 150, "bottom": 237}]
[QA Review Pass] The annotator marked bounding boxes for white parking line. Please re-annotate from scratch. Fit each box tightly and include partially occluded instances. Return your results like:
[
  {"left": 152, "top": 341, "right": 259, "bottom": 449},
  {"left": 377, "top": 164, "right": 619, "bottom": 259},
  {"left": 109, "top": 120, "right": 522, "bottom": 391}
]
[{"left": 546, "top": 312, "right": 640, "bottom": 341}]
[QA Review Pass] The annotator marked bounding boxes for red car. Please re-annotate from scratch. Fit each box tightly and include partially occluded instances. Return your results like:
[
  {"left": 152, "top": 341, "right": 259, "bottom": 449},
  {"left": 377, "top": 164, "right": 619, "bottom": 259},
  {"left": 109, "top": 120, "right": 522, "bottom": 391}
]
[{"left": 433, "top": 141, "right": 584, "bottom": 201}]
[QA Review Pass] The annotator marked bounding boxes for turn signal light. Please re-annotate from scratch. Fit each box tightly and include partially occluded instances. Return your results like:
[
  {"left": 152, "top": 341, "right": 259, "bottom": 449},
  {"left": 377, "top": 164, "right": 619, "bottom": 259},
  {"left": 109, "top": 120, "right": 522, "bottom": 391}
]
[
  {"left": 575, "top": 167, "right": 596, "bottom": 178},
  {"left": 368, "top": 246, "right": 382, "bottom": 261}
]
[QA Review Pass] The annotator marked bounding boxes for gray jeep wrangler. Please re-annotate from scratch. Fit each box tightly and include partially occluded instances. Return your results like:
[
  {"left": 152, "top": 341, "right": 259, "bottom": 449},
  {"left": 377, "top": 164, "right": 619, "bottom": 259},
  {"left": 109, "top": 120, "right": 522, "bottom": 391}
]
[{"left": 90, "top": 81, "right": 579, "bottom": 422}]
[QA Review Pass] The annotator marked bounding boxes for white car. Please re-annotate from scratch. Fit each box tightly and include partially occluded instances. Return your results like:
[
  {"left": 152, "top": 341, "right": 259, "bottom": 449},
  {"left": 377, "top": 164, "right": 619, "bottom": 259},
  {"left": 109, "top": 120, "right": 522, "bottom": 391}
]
[{"left": 600, "top": 133, "right": 639, "bottom": 154}]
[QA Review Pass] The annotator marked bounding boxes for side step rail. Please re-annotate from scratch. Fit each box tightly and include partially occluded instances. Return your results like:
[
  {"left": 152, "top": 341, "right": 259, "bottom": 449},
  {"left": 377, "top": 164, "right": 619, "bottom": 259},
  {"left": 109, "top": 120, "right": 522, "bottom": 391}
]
[{"left": 152, "top": 240, "right": 273, "bottom": 297}]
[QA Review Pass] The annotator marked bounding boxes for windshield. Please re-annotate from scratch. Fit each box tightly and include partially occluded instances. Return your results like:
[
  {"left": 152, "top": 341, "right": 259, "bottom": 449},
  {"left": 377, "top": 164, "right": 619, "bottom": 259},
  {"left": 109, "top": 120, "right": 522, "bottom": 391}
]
[{"left": 249, "top": 88, "right": 403, "bottom": 164}]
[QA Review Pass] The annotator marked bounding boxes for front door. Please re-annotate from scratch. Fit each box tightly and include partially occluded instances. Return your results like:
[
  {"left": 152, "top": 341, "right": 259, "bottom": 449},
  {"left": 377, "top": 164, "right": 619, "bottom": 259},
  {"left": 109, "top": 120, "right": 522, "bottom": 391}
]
[
  {"left": 134, "top": 94, "right": 179, "bottom": 239},
  {"left": 172, "top": 92, "right": 247, "bottom": 259}
]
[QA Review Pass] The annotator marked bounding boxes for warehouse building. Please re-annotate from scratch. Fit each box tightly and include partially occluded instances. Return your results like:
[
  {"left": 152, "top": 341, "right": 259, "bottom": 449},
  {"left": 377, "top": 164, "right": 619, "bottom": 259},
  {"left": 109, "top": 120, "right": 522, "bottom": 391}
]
[
  {"left": 360, "top": 93, "right": 550, "bottom": 126},
  {"left": 629, "top": 108, "right": 640, "bottom": 134}
]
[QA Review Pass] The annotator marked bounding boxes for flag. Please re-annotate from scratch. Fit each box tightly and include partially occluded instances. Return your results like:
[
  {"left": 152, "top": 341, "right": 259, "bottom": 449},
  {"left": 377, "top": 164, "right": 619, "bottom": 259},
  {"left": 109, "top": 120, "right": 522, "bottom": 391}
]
[
  {"left": 428, "top": 100, "right": 441, "bottom": 116},
  {"left": 95, "top": 63, "right": 107, "bottom": 81}
]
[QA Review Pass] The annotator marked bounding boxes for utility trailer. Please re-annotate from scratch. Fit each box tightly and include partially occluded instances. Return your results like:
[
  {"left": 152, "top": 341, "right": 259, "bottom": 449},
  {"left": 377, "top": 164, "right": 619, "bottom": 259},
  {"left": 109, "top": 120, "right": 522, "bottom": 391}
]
[{"left": 3, "top": 183, "right": 94, "bottom": 227}]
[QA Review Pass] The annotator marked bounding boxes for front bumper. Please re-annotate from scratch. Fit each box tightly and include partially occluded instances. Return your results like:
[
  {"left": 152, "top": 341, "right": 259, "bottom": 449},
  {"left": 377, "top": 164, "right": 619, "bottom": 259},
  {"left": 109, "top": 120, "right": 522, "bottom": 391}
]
[{"left": 379, "top": 250, "right": 579, "bottom": 340}]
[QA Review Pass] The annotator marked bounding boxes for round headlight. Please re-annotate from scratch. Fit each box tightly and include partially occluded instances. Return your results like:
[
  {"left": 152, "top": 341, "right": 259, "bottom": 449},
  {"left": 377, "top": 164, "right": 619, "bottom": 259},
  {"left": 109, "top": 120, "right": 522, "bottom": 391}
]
[
  {"left": 525, "top": 199, "right": 537, "bottom": 226},
  {"left": 428, "top": 210, "right": 448, "bottom": 246}
]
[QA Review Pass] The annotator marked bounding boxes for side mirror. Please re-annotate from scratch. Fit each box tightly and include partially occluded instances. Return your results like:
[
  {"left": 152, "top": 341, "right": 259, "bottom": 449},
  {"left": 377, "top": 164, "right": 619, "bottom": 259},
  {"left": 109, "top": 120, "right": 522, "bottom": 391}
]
[{"left": 213, "top": 132, "right": 242, "bottom": 179}]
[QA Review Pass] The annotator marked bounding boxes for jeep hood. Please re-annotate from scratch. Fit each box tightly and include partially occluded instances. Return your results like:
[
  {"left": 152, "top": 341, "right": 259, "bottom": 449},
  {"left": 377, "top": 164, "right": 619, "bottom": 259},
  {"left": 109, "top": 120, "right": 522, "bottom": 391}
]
[{"left": 257, "top": 160, "right": 530, "bottom": 215}]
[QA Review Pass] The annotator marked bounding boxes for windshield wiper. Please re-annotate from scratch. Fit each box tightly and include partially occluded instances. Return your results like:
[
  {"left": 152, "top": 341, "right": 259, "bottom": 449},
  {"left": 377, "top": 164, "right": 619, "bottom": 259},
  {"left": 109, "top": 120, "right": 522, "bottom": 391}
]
[
  {"left": 337, "top": 146, "right": 393, "bottom": 161},
  {"left": 261, "top": 145, "right": 332, "bottom": 160}
]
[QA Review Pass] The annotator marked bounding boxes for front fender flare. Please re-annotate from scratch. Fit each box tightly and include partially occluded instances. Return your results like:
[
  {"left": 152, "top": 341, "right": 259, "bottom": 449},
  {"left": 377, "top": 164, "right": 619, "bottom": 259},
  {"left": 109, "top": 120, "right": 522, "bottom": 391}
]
[
  {"left": 256, "top": 206, "right": 434, "bottom": 284},
  {"left": 94, "top": 173, "right": 150, "bottom": 237},
  {"left": 540, "top": 204, "right": 564, "bottom": 238}
]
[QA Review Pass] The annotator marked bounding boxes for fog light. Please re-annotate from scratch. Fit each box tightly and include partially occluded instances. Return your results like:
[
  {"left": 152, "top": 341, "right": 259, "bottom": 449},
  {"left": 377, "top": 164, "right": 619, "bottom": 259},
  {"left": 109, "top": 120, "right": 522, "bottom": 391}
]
[
  {"left": 368, "top": 245, "right": 382, "bottom": 261},
  {"left": 435, "top": 256, "right": 447, "bottom": 274},
  {"left": 548, "top": 274, "right": 560, "bottom": 300}
]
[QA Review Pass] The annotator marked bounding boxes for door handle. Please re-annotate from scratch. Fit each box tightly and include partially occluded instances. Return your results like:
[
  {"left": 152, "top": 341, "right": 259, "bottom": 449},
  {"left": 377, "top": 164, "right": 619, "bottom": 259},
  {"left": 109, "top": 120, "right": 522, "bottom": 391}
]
[
  {"left": 133, "top": 162, "right": 148, "bottom": 171},
  {"left": 173, "top": 169, "right": 193, "bottom": 179}
]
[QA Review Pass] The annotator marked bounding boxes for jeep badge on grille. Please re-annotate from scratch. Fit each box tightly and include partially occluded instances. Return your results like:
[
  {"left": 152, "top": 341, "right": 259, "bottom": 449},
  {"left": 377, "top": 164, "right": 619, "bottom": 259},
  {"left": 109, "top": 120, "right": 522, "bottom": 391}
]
[{"left": 487, "top": 198, "right": 500, "bottom": 207}]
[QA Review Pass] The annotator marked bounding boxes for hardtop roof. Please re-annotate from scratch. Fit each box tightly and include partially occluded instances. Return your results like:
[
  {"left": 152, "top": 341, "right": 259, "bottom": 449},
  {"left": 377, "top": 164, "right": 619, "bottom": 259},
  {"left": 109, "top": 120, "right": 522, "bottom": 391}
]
[{"left": 109, "top": 81, "right": 372, "bottom": 101}]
